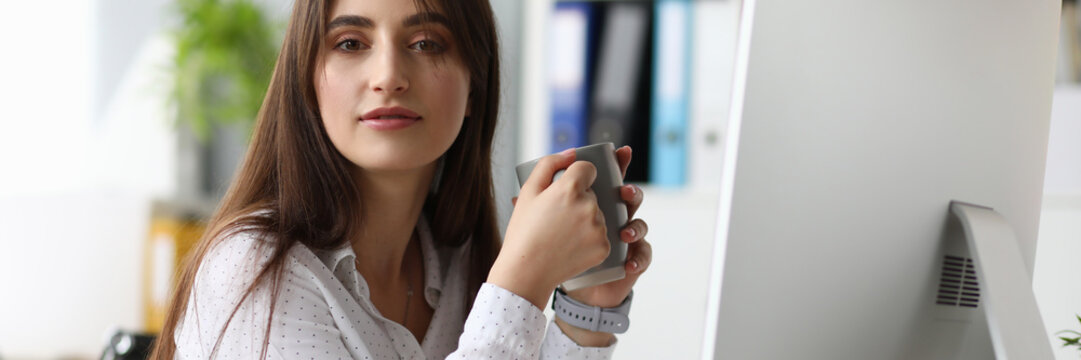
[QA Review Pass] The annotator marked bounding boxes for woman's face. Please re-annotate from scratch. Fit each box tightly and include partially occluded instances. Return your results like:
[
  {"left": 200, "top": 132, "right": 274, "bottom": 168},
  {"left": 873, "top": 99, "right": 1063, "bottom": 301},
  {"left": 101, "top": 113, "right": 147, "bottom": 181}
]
[{"left": 315, "top": 0, "right": 470, "bottom": 174}]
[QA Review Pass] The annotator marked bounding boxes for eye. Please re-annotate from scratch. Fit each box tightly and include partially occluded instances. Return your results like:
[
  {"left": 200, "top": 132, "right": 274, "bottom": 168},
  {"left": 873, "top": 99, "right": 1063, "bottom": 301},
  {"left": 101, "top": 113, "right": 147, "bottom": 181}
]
[
  {"left": 409, "top": 39, "right": 445, "bottom": 54},
  {"left": 335, "top": 39, "right": 364, "bottom": 52}
]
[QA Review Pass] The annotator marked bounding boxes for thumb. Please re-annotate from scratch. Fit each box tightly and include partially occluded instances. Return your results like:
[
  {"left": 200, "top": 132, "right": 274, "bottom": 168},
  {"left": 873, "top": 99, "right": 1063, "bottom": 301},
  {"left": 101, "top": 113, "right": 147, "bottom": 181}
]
[{"left": 521, "top": 148, "right": 576, "bottom": 196}]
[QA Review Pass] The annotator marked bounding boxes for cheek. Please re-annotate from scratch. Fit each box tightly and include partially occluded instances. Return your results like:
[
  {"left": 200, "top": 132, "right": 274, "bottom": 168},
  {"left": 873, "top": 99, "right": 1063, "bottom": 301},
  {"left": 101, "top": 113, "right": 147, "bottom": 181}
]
[
  {"left": 313, "top": 69, "right": 357, "bottom": 159},
  {"left": 433, "top": 71, "right": 471, "bottom": 118},
  {"left": 438, "top": 74, "right": 470, "bottom": 136},
  {"left": 315, "top": 70, "right": 349, "bottom": 117},
  {"left": 315, "top": 68, "right": 352, "bottom": 128}
]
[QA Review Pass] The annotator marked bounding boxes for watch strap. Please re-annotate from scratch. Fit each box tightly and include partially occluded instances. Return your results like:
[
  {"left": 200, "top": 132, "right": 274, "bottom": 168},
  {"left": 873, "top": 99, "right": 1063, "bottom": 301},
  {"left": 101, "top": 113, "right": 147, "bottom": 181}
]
[{"left": 551, "top": 288, "right": 633, "bottom": 334}]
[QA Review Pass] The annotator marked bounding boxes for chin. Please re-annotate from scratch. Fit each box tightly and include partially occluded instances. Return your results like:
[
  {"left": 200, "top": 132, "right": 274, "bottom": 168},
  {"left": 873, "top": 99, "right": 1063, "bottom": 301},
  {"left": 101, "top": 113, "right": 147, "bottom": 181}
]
[
  {"left": 348, "top": 147, "right": 443, "bottom": 173},
  {"left": 358, "top": 160, "right": 430, "bottom": 173}
]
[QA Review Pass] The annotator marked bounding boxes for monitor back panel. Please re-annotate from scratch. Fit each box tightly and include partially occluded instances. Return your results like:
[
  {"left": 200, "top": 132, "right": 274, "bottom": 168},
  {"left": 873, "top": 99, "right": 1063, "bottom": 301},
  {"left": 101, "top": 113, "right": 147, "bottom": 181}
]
[{"left": 708, "top": 0, "right": 1059, "bottom": 358}]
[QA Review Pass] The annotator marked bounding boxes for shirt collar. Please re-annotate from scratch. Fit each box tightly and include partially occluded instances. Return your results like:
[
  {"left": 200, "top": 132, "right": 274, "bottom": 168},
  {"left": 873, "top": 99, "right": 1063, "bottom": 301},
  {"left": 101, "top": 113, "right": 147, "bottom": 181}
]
[
  {"left": 316, "top": 215, "right": 449, "bottom": 307},
  {"left": 416, "top": 216, "right": 446, "bottom": 307}
]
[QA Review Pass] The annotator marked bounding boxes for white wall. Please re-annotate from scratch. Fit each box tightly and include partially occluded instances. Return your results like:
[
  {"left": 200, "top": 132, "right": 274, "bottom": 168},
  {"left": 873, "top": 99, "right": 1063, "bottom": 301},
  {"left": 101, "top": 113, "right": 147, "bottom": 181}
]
[
  {"left": 1035, "top": 195, "right": 1081, "bottom": 360},
  {"left": 1035, "top": 86, "right": 1081, "bottom": 360},
  {"left": 0, "top": 2, "right": 93, "bottom": 199},
  {"left": 0, "top": 0, "right": 291, "bottom": 358},
  {"left": 0, "top": 2, "right": 124, "bottom": 357}
]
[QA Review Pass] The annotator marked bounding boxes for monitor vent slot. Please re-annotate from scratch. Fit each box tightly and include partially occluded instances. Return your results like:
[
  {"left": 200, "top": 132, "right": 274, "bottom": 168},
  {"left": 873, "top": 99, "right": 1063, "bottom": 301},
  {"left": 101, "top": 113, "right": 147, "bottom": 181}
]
[{"left": 935, "top": 255, "right": 979, "bottom": 308}]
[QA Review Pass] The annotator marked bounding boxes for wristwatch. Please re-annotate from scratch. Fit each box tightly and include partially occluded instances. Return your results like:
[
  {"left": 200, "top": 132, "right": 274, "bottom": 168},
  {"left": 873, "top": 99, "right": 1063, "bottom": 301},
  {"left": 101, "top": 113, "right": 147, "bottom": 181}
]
[{"left": 551, "top": 287, "right": 633, "bottom": 334}]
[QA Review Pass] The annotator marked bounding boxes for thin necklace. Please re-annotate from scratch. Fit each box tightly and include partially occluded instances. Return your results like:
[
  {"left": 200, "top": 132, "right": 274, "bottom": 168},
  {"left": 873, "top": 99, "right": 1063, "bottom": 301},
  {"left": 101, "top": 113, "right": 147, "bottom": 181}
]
[{"left": 403, "top": 241, "right": 416, "bottom": 326}]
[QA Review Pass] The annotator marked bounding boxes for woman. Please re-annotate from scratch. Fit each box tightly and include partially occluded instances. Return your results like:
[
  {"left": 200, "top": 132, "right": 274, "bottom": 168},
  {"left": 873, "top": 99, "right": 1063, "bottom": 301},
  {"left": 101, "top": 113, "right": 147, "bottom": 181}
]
[{"left": 151, "top": 0, "right": 651, "bottom": 358}]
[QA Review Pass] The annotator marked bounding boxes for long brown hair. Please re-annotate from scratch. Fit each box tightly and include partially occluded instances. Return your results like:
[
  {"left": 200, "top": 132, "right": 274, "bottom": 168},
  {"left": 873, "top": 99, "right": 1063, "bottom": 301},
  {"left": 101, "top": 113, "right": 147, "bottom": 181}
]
[{"left": 150, "top": 0, "right": 501, "bottom": 357}]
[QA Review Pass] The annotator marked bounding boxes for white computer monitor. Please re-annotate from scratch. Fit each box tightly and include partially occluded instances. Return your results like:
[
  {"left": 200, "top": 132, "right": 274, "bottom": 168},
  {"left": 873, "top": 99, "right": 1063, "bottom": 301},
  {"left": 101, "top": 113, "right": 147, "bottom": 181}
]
[{"left": 702, "top": 0, "right": 1060, "bottom": 359}]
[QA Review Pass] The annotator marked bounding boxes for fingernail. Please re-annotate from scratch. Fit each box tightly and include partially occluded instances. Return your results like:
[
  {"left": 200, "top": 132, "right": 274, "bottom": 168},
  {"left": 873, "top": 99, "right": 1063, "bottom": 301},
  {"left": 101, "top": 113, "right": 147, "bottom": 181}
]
[
  {"left": 628, "top": 185, "right": 637, "bottom": 195},
  {"left": 626, "top": 227, "right": 636, "bottom": 239},
  {"left": 559, "top": 148, "right": 575, "bottom": 156},
  {"left": 630, "top": 260, "right": 640, "bottom": 272}
]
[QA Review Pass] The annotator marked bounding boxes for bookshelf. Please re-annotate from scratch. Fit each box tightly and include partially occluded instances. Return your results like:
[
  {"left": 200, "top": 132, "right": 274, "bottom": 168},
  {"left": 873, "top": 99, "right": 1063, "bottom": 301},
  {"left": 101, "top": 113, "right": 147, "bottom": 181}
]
[
  {"left": 515, "top": 0, "right": 739, "bottom": 191},
  {"left": 512, "top": 0, "right": 740, "bottom": 357}
]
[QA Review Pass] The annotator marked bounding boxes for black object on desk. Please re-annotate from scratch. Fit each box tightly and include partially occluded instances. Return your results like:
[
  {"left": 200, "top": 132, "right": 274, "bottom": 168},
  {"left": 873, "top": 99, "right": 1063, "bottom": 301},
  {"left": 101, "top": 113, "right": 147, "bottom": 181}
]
[{"left": 100, "top": 330, "right": 156, "bottom": 360}]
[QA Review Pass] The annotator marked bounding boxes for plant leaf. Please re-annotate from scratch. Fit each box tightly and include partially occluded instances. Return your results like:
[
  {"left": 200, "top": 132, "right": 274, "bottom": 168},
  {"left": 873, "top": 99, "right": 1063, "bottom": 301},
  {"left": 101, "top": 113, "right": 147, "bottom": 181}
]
[
  {"left": 171, "top": 0, "right": 279, "bottom": 143},
  {"left": 1060, "top": 336, "right": 1080, "bottom": 346}
]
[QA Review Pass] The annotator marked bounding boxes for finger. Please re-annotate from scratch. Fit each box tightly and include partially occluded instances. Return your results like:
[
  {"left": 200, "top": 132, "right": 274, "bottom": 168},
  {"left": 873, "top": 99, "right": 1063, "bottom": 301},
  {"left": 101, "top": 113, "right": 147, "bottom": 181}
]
[
  {"left": 620, "top": 184, "right": 644, "bottom": 218},
  {"left": 593, "top": 195, "right": 607, "bottom": 229},
  {"left": 624, "top": 239, "right": 652, "bottom": 275},
  {"left": 511, "top": 196, "right": 518, "bottom": 206},
  {"left": 620, "top": 219, "right": 649, "bottom": 243},
  {"left": 560, "top": 160, "right": 598, "bottom": 192},
  {"left": 521, "top": 148, "right": 576, "bottom": 196},
  {"left": 615, "top": 146, "right": 632, "bottom": 179}
]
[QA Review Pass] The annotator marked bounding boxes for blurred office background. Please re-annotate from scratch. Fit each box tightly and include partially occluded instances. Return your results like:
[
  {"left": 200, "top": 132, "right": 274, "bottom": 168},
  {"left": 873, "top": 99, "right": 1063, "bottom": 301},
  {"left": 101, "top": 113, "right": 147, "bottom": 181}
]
[{"left": 0, "top": 0, "right": 1078, "bottom": 359}]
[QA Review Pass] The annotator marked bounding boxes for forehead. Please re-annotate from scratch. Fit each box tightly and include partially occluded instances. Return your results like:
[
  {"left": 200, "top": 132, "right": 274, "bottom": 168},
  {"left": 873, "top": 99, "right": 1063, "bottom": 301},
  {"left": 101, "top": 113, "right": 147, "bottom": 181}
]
[{"left": 327, "top": 0, "right": 442, "bottom": 22}]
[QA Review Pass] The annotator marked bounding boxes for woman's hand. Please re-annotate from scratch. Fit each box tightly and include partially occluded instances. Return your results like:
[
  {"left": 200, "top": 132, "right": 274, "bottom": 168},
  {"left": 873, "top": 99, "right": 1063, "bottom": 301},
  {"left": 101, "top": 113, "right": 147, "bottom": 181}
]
[
  {"left": 490, "top": 148, "right": 613, "bottom": 309},
  {"left": 497, "top": 146, "right": 652, "bottom": 346},
  {"left": 556, "top": 146, "right": 652, "bottom": 346}
]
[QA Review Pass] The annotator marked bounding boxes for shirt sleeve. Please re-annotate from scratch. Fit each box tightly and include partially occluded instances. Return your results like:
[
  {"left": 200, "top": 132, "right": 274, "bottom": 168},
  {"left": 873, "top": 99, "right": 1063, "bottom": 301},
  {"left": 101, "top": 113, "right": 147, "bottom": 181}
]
[
  {"left": 174, "top": 231, "right": 355, "bottom": 360},
  {"left": 539, "top": 318, "right": 616, "bottom": 359},
  {"left": 447, "top": 283, "right": 616, "bottom": 360}
]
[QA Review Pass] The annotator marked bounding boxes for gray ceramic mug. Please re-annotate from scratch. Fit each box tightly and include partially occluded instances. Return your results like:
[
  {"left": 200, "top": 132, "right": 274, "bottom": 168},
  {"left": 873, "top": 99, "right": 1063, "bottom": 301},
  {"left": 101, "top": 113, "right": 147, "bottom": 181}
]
[{"left": 515, "top": 142, "right": 629, "bottom": 291}]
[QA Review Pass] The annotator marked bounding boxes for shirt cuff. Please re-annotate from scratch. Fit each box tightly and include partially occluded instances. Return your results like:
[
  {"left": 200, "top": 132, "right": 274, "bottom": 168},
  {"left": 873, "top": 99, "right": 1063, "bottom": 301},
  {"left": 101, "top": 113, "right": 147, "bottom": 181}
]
[
  {"left": 454, "top": 283, "right": 548, "bottom": 359},
  {"left": 540, "top": 318, "right": 617, "bottom": 359}
]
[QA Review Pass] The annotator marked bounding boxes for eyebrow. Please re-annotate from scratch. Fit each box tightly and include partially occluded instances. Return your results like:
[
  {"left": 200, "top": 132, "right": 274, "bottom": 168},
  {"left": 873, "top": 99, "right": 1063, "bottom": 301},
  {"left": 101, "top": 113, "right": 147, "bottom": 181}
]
[
  {"left": 327, "top": 15, "right": 373, "bottom": 30},
  {"left": 326, "top": 12, "right": 451, "bottom": 31},
  {"left": 402, "top": 12, "right": 450, "bottom": 28}
]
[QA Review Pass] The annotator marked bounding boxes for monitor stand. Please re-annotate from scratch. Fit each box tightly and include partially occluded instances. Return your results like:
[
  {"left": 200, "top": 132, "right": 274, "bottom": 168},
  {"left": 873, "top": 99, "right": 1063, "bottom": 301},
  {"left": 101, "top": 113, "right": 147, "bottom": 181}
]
[{"left": 949, "top": 201, "right": 1053, "bottom": 359}]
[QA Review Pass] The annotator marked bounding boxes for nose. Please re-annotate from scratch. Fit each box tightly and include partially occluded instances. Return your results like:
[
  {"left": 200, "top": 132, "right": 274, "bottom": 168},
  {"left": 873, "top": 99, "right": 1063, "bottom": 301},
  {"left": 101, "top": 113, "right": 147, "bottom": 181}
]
[{"left": 369, "top": 46, "right": 409, "bottom": 94}]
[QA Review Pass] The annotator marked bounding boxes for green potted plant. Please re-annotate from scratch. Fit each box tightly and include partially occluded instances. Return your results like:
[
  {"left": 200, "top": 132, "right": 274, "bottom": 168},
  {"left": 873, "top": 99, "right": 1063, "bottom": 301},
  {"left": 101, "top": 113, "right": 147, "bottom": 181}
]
[
  {"left": 173, "top": 0, "right": 278, "bottom": 139},
  {"left": 170, "top": 0, "right": 281, "bottom": 202}
]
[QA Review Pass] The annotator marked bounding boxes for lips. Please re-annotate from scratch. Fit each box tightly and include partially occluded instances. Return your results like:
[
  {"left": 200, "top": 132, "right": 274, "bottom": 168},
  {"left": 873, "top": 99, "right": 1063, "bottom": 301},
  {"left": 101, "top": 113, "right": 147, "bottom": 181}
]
[{"left": 360, "top": 106, "right": 421, "bottom": 131}]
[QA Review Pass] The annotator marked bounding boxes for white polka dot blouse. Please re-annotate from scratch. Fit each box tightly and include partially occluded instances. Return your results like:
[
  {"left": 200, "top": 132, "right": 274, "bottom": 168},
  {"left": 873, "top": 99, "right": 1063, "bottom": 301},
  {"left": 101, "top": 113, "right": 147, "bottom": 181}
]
[{"left": 174, "top": 216, "right": 616, "bottom": 359}]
